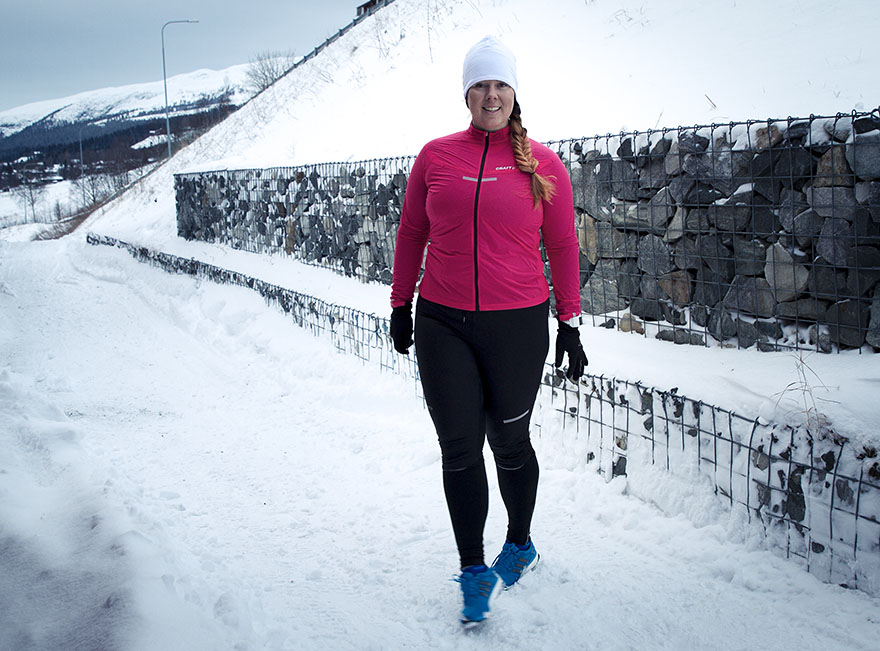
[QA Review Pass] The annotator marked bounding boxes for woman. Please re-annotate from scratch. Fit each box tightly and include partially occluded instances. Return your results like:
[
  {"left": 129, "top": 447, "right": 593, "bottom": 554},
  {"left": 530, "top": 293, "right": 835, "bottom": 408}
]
[{"left": 389, "top": 35, "right": 587, "bottom": 625}]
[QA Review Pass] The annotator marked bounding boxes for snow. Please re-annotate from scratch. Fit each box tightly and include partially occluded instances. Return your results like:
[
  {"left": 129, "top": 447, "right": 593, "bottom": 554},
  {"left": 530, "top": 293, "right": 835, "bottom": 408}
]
[
  {"left": 2, "top": 0, "right": 880, "bottom": 648},
  {"left": 0, "top": 65, "right": 252, "bottom": 139}
]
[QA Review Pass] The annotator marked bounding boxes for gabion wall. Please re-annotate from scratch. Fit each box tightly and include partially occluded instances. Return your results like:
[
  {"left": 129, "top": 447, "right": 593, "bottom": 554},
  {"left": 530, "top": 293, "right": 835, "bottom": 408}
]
[{"left": 175, "top": 110, "right": 880, "bottom": 352}]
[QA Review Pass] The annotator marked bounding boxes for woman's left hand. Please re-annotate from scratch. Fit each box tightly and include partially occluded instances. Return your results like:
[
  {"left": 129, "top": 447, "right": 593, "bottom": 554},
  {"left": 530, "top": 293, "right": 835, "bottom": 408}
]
[{"left": 555, "top": 320, "right": 588, "bottom": 381}]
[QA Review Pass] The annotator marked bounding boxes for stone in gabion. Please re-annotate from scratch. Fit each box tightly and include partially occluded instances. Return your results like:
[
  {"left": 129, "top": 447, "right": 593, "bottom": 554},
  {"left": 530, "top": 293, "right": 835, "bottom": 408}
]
[
  {"left": 846, "top": 129, "right": 880, "bottom": 181},
  {"left": 855, "top": 181, "right": 880, "bottom": 222},
  {"left": 697, "top": 234, "right": 734, "bottom": 279},
  {"left": 765, "top": 243, "right": 809, "bottom": 302},
  {"left": 774, "top": 146, "right": 814, "bottom": 188},
  {"left": 610, "top": 158, "right": 641, "bottom": 201},
  {"left": 673, "top": 236, "right": 701, "bottom": 271},
  {"left": 809, "top": 259, "right": 848, "bottom": 301},
  {"left": 581, "top": 259, "right": 627, "bottom": 315},
  {"left": 825, "top": 299, "right": 870, "bottom": 348},
  {"left": 777, "top": 188, "right": 810, "bottom": 232},
  {"left": 723, "top": 276, "right": 776, "bottom": 317},
  {"left": 596, "top": 220, "right": 639, "bottom": 259},
  {"left": 658, "top": 270, "right": 693, "bottom": 306},
  {"left": 846, "top": 246, "right": 880, "bottom": 297},
  {"left": 732, "top": 238, "right": 767, "bottom": 276},
  {"left": 813, "top": 145, "right": 855, "bottom": 188},
  {"left": 708, "top": 306, "right": 737, "bottom": 342},
  {"left": 776, "top": 297, "right": 829, "bottom": 323},
  {"left": 816, "top": 218, "right": 854, "bottom": 267},
  {"left": 693, "top": 265, "right": 726, "bottom": 308},
  {"left": 791, "top": 209, "right": 825, "bottom": 248},
  {"left": 637, "top": 235, "right": 674, "bottom": 276},
  {"left": 807, "top": 185, "right": 859, "bottom": 220}
]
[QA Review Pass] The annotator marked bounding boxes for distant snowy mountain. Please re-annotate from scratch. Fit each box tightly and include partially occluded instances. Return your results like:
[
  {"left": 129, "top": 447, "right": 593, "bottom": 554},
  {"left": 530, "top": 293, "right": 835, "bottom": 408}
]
[{"left": 0, "top": 64, "right": 252, "bottom": 139}]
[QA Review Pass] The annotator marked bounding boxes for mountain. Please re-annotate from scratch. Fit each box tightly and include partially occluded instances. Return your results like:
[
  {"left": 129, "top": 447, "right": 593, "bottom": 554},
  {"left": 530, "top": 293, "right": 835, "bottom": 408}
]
[{"left": 0, "top": 64, "right": 253, "bottom": 161}]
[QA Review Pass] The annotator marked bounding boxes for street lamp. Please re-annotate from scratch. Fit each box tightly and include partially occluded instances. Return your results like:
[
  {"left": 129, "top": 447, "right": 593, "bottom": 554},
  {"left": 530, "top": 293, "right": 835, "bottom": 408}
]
[{"left": 162, "top": 19, "right": 198, "bottom": 160}]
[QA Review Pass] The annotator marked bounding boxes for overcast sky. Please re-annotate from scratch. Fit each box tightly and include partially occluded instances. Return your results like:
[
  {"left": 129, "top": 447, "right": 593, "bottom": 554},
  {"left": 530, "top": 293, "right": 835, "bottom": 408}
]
[{"left": 0, "top": 0, "right": 360, "bottom": 112}]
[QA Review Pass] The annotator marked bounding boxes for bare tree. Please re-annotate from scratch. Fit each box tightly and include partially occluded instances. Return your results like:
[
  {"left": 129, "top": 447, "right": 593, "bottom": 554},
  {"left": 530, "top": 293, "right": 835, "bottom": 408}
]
[
  {"left": 245, "top": 49, "right": 298, "bottom": 97},
  {"left": 10, "top": 169, "right": 46, "bottom": 223}
]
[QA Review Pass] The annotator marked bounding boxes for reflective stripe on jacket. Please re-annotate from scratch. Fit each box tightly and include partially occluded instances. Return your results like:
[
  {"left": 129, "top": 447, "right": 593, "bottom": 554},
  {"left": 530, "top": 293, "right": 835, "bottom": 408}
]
[{"left": 390, "top": 123, "right": 581, "bottom": 319}]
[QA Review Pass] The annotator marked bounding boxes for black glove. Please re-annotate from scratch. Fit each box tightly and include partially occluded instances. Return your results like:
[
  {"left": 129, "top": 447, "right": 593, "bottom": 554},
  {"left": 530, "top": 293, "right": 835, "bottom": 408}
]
[
  {"left": 390, "top": 301, "right": 414, "bottom": 354},
  {"left": 555, "top": 320, "right": 588, "bottom": 381}
]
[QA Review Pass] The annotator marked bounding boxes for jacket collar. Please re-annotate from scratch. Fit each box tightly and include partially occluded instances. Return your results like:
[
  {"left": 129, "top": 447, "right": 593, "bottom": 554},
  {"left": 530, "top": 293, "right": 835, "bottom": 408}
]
[{"left": 467, "top": 122, "right": 511, "bottom": 143}]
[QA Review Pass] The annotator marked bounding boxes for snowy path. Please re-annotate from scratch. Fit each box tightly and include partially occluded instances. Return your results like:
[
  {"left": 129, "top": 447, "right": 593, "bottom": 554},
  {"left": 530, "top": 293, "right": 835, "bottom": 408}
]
[{"left": 1, "top": 238, "right": 878, "bottom": 650}]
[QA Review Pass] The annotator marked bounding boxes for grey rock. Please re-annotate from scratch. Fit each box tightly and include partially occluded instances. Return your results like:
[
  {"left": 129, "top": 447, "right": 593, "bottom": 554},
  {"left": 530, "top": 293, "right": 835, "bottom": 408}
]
[
  {"left": 774, "top": 146, "right": 815, "bottom": 188},
  {"left": 640, "top": 274, "right": 664, "bottom": 301},
  {"left": 734, "top": 319, "right": 766, "bottom": 349},
  {"left": 708, "top": 306, "right": 737, "bottom": 342},
  {"left": 732, "top": 238, "right": 767, "bottom": 276},
  {"left": 777, "top": 188, "right": 810, "bottom": 232},
  {"left": 618, "top": 259, "right": 641, "bottom": 300},
  {"left": 572, "top": 153, "right": 614, "bottom": 218},
  {"left": 679, "top": 131, "right": 710, "bottom": 154},
  {"left": 791, "top": 209, "right": 825, "bottom": 248},
  {"left": 630, "top": 297, "right": 665, "bottom": 321},
  {"left": 638, "top": 155, "right": 668, "bottom": 191},
  {"left": 610, "top": 158, "right": 641, "bottom": 201},
  {"left": 685, "top": 208, "right": 711, "bottom": 234},
  {"left": 765, "top": 243, "right": 809, "bottom": 301},
  {"left": 855, "top": 181, "right": 880, "bottom": 222},
  {"left": 693, "top": 265, "right": 728, "bottom": 307},
  {"left": 776, "top": 298, "right": 829, "bottom": 323},
  {"left": 845, "top": 129, "right": 880, "bottom": 181},
  {"left": 847, "top": 246, "right": 880, "bottom": 297},
  {"left": 595, "top": 221, "right": 640, "bottom": 258},
  {"left": 723, "top": 276, "right": 777, "bottom": 317},
  {"left": 816, "top": 218, "right": 854, "bottom": 267},
  {"left": 826, "top": 299, "right": 870, "bottom": 348},
  {"left": 808, "top": 325, "right": 834, "bottom": 353},
  {"left": 667, "top": 175, "right": 695, "bottom": 203},
  {"left": 581, "top": 259, "right": 628, "bottom": 314},
  {"left": 806, "top": 185, "right": 859, "bottom": 220},
  {"left": 673, "top": 237, "right": 701, "bottom": 271},
  {"left": 637, "top": 235, "right": 674, "bottom": 276},
  {"left": 708, "top": 202, "right": 752, "bottom": 234},
  {"left": 696, "top": 234, "right": 734, "bottom": 278},
  {"left": 809, "top": 258, "right": 849, "bottom": 300},
  {"left": 824, "top": 117, "right": 852, "bottom": 143},
  {"left": 755, "top": 319, "right": 784, "bottom": 339},
  {"left": 664, "top": 206, "right": 687, "bottom": 243},
  {"left": 691, "top": 304, "right": 710, "bottom": 327}
]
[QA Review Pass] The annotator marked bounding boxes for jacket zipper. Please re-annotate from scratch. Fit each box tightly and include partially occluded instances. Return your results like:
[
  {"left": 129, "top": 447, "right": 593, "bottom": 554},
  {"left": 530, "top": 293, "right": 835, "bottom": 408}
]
[{"left": 472, "top": 131, "right": 490, "bottom": 311}]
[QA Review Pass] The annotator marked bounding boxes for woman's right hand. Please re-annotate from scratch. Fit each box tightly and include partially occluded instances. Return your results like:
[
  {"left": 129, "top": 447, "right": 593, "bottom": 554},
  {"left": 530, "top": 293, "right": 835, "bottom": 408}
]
[{"left": 390, "top": 301, "right": 414, "bottom": 354}]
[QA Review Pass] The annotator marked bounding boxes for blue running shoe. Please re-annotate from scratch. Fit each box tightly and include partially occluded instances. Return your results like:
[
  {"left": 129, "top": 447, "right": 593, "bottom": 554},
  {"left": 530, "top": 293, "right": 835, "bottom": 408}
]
[
  {"left": 455, "top": 565, "right": 502, "bottom": 625},
  {"left": 492, "top": 539, "right": 539, "bottom": 587}
]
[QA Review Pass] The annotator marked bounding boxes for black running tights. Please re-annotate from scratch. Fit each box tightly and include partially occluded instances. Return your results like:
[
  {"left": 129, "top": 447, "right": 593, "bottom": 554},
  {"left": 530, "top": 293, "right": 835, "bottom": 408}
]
[{"left": 414, "top": 297, "right": 548, "bottom": 568}]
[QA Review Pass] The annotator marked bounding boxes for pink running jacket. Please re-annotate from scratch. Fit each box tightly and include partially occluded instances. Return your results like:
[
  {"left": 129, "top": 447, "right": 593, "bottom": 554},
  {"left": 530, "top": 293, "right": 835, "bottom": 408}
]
[{"left": 390, "top": 124, "right": 581, "bottom": 320}]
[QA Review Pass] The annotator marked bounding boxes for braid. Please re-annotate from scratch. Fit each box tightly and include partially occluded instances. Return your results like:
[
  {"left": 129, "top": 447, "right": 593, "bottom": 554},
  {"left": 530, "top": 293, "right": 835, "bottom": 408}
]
[{"left": 509, "top": 100, "right": 556, "bottom": 208}]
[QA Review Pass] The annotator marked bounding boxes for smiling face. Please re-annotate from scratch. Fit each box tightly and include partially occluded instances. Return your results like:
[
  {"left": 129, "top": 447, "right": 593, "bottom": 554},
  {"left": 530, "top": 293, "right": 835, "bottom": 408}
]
[{"left": 466, "top": 80, "right": 515, "bottom": 132}]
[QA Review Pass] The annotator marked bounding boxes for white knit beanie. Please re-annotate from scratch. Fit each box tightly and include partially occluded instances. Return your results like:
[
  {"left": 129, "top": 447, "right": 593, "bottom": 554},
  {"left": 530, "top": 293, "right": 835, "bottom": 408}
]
[{"left": 461, "top": 36, "right": 518, "bottom": 98}]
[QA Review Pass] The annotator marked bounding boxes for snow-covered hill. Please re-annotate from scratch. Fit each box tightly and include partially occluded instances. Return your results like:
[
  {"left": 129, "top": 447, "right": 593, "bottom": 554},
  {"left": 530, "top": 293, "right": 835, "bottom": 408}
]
[{"left": 0, "top": 63, "right": 252, "bottom": 141}]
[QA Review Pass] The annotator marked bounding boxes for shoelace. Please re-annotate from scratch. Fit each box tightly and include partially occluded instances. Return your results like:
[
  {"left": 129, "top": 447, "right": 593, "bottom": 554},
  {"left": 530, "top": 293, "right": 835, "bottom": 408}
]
[{"left": 455, "top": 572, "right": 495, "bottom": 597}]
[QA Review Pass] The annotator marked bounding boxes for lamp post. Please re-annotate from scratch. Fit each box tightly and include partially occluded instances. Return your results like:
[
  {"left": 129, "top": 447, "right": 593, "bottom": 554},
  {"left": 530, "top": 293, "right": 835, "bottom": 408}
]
[{"left": 162, "top": 19, "right": 198, "bottom": 160}]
